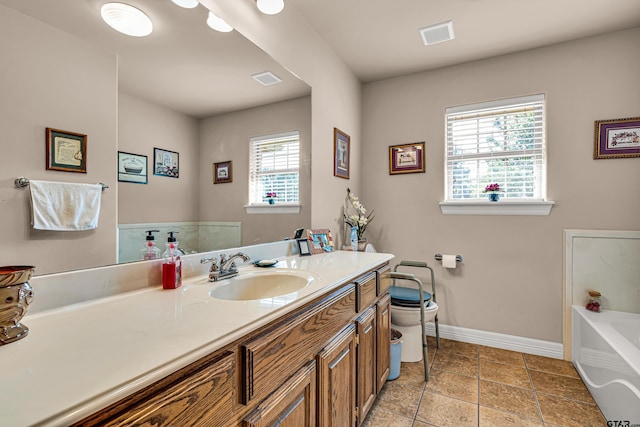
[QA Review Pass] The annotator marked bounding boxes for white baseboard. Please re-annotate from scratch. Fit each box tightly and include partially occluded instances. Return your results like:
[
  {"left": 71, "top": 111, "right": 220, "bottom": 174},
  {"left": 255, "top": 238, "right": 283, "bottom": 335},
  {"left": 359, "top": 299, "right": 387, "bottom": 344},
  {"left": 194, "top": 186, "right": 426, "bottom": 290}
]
[{"left": 424, "top": 322, "right": 564, "bottom": 359}]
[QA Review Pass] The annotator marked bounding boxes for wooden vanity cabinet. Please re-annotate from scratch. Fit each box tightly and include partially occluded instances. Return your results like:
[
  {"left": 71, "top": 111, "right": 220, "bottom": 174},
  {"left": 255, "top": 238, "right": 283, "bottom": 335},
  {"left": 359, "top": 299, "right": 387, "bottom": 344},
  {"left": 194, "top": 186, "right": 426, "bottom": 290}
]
[{"left": 78, "top": 263, "right": 390, "bottom": 427}]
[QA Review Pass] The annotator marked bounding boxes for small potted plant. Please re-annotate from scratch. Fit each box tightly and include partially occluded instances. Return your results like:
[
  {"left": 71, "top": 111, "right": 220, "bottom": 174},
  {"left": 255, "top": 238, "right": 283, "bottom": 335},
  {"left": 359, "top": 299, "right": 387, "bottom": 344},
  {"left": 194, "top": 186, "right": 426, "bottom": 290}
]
[
  {"left": 266, "top": 191, "right": 277, "bottom": 205},
  {"left": 483, "top": 183, "right": 501, "bottom": 202}
]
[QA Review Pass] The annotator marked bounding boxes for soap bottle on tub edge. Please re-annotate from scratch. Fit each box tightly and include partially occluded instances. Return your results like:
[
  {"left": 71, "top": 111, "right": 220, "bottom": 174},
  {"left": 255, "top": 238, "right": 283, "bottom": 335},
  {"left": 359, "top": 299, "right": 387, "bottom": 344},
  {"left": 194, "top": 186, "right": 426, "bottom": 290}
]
[{"left": 162, "top": 231, "right": 182, "bottom": 289}]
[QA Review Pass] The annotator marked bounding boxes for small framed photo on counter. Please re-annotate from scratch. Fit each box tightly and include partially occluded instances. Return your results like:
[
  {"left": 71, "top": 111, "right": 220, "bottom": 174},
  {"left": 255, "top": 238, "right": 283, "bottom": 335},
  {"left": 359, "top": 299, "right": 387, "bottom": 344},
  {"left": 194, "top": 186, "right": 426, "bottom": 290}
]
[
  {"left": 46, "top": 127, "right": 87, "bottom": 173},
  {"left": 307, "top": 228, "right": 334, "bottom": 254},
  {"left": 297, "top": 238, "right": 312, "bottom": 256}
]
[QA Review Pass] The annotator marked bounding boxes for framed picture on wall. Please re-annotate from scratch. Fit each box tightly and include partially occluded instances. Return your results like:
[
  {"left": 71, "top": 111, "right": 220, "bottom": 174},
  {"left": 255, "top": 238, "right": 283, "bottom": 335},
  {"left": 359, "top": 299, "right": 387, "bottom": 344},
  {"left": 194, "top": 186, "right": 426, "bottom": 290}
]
[
  {"left": 334, "top": 128, "right": 350, "bottom": 179},
  {"left": 46, "top": 127, "right": 87, "bottom": 173},
  {"left": 118, "top": 151, "right": 148, "bottom": 184},
  {"left": 389, "top": 142, "right": 425, "bottom": 174},
  {"left": 153, "top": 148, "right": 179, "bottom": 178},
  {"left": 213, "top": 160, "right": 233, "bottom": 184},
  {"left": 593, "top": 116, "right": 640, "bottom": 159}
]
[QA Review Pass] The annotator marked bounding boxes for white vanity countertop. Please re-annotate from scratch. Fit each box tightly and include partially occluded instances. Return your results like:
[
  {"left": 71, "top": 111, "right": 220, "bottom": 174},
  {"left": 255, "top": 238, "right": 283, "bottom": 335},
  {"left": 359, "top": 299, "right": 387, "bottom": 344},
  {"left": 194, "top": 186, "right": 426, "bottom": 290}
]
[{"left": 0, "top": 251, "right": 393, "bottom": 427}]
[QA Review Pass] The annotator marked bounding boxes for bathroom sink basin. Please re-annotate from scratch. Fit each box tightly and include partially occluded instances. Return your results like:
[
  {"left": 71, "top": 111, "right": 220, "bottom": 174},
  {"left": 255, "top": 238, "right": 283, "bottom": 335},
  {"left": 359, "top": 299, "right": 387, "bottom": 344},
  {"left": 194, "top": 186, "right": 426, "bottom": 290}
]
[{"left": 209, "top": 270, "right": 316, "bottom": 301}]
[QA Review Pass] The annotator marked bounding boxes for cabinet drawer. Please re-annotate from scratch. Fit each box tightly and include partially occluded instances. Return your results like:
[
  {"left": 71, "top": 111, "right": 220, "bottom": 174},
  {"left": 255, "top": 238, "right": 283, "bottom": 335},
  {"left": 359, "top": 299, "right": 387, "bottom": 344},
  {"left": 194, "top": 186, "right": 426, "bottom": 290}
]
[
  {"left": 355, "top": 272, "right": 377, "bottom": 313},
  {"left": 241, "top": 284, "right": 356, "bottom": 404},
  {"left": 75, "top": 351, "right": 235, "bottom": 427},
  {"left": 377, "top": 264, "right": 391, "bottom": 295}
]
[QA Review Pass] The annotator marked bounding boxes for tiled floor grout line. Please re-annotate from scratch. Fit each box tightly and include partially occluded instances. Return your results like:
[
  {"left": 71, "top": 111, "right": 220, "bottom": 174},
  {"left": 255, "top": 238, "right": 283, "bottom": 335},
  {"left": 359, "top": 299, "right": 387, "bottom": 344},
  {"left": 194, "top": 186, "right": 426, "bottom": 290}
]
[
  {"left": 524, "top": 355, "right": 547, "bottom": 426},
  {"left": 476, "top": 348, "right": 481, "bottom": 427}
]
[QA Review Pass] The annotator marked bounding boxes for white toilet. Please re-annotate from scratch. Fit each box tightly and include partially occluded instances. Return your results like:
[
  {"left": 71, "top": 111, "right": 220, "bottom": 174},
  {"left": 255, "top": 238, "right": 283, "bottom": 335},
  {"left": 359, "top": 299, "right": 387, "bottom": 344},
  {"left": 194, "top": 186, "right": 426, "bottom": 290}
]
[{"left": 390, "top": 288, "right": 439, "bottom": 362}]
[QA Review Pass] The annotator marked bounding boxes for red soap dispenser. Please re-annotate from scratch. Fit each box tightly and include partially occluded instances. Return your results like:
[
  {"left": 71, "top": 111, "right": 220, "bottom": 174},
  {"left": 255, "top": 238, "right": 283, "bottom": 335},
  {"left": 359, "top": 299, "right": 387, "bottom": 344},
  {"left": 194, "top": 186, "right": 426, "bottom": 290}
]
[{"left": 162, "top": 232, "right": 182, "bottom": 289}]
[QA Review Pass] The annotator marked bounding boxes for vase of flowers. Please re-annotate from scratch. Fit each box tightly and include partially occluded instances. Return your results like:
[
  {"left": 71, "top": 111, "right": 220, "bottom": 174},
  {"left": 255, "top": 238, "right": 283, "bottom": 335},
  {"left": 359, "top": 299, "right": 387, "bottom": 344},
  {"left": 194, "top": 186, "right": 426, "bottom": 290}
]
[
  {"left": 266, "top": 191, "right": 277, "bottom": 205},
  {"left": 483, "top": 183, "right": 500, "bottom": 202},
  {"left": 344, "top": 188, "right": 374, "bottom": 249}
]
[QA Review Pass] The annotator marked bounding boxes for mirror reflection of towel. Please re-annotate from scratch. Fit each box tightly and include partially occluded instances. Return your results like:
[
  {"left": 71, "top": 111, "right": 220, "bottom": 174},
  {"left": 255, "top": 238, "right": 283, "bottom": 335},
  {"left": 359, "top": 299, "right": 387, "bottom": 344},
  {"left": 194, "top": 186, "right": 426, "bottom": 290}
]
[{"left": 29, "top": 180, "right": 102, "bottom": 231}]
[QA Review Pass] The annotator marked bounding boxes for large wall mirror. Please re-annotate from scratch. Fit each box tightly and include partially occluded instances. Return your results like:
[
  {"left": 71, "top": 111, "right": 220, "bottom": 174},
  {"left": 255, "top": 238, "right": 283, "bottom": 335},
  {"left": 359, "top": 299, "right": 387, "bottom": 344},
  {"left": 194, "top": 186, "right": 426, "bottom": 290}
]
[{"left": 0, "top": 0, "right": 311, "bottom": 275}]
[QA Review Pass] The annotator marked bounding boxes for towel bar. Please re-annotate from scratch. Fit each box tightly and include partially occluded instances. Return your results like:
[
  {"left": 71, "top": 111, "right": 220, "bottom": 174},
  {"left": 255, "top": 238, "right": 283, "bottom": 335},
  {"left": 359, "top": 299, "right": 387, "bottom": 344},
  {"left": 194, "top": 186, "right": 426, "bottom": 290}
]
[{"left": 15, "top": 177, "right": 108, "bottom": 191}]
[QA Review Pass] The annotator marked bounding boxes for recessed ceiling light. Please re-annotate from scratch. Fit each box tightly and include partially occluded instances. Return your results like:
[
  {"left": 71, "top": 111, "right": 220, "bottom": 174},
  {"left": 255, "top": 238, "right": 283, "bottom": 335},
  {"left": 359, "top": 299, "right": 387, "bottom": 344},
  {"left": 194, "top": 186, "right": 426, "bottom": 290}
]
[
  {"left": 419, "top": 20, "right": 455, "bottom": 46},
  {"left": 256, "top": 0, "right": 284, "bottom": 15},
  {"left": 171, "top": 0, "right": 199, "bottom": 8},
  {"left": 100, "top": 2, "right": 153, "bottom": 37},
  {"left": 252, "top": 71, "right": 283, "bottom": 86},
  {"left": 206, "top": 11, "right": 233, "bottom": 32}
]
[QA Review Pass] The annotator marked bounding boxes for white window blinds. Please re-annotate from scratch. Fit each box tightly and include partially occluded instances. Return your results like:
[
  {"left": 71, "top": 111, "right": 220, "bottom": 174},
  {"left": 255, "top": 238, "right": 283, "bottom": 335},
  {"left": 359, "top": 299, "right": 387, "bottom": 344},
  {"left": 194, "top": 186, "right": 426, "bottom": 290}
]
[
  {"left": 445, "top": 94, "right": 546, "bottom": 201},
  {"left": 249, "top": 131, "right": 300, "bottom": 204}
]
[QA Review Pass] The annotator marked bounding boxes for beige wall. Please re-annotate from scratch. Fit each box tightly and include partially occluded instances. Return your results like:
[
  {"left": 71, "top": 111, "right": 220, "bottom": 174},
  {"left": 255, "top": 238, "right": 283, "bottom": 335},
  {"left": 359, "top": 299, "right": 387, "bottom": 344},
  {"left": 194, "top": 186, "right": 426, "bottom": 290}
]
[
  {"left": 203, "top": 1, "right": 363, "bottom": 246},
  {"left": 0, "top": 6, "right": 118, "bottom": 274},
  {"left": 361, "top": 27, "right": 640, "bottom": 343},
  {"left": 199, "top": 96, "right": 312, "bottom": 245},
  {"left": 118, "top": 93, "right": 200, "bottom": 224}
]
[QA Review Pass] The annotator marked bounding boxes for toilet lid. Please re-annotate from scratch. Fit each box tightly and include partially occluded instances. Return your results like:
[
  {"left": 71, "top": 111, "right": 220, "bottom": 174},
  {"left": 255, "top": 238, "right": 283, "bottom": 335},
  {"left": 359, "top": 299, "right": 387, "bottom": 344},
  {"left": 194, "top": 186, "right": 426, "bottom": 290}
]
[{"left": 390, "top": 286, "right": 431, "bottom": 307}]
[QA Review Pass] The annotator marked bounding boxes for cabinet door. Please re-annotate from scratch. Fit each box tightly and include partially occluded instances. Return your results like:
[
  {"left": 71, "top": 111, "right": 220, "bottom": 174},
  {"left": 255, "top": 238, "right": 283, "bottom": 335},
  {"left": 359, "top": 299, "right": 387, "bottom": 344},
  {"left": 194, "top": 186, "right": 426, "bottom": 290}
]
[
  {"left": 317, "top": 324, "right": 356, "bottom": 427},
  {"left": 243, "top": 362, "right": 316, "bottom": 427},
  {"left": 356, "top": 307, "right": 376, "bottom": 425},
  {"left": 376, "top": 293, "right": 391, "bottom": 393}
]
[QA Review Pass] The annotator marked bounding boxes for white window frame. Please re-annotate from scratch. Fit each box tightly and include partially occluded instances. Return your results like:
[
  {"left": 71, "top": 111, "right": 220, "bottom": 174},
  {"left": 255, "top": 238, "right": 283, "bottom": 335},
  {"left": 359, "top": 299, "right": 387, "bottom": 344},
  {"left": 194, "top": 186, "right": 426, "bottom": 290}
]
[
  {"left": 440, "top": 94, "right": 553, "bottom": 216},
  {"left": 245, "top": 131, "right": 301, "bottom": 215}
]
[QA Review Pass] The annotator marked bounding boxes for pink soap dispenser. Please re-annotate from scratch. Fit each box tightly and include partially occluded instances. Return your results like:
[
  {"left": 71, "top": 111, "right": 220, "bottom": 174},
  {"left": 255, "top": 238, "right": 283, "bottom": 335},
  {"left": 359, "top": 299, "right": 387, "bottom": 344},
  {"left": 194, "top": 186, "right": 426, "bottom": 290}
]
[{"left": 140, "top": 230, "right": 161, "bottom": 261}]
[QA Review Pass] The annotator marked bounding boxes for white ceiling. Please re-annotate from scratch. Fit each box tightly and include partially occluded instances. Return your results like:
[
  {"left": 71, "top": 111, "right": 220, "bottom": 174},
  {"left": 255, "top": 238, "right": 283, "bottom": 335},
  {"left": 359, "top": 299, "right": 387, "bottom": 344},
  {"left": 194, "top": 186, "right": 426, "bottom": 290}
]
[
  {"left": 0, "top": 0, "right": 310, "bottom": 118},
  {"left": 288, "top": 0, "right": 640, "bottom": 82},
  {"left": 3, "top": 0, "right": 639, "bottom": 116}
]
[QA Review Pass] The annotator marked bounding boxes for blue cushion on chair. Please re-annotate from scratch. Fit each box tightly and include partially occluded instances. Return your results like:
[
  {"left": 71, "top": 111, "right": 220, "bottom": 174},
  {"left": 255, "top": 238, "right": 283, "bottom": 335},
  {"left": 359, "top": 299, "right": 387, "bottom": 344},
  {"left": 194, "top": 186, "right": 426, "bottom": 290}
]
[{"left": 390, "top": 286, "right": 431, "bottom": 306}]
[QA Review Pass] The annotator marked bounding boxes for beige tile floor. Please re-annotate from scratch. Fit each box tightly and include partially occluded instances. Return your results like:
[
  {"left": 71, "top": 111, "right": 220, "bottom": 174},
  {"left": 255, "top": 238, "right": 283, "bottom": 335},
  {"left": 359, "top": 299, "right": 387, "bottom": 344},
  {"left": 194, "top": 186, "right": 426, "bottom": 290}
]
[{"left": 363, "top": 337, "right": 607, "bottom": 427}]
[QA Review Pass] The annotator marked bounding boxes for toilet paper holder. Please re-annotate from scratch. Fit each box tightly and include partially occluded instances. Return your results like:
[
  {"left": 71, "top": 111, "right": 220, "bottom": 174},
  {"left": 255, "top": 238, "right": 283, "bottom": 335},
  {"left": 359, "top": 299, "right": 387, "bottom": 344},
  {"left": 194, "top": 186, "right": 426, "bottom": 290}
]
[{"left": 434, "top": 254, "right": 463, "bottom": 263}]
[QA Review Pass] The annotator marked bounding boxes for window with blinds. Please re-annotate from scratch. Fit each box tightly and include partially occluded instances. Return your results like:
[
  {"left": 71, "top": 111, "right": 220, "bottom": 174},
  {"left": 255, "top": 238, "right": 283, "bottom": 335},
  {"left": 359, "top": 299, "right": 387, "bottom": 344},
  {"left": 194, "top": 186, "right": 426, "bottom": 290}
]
[
  {"left": 445, "top": 94, "right": 546, "bottom": 201},
  {"left": 249, "top": 131, "right": 300, "bottom": 204}
]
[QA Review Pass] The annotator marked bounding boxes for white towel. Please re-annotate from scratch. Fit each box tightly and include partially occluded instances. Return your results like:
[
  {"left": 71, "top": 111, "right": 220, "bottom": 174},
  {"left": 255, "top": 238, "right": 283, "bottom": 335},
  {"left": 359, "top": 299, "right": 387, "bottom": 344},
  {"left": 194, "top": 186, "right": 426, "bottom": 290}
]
[{"left": 29, "top": 180, "right": 102, "bottom": 231}]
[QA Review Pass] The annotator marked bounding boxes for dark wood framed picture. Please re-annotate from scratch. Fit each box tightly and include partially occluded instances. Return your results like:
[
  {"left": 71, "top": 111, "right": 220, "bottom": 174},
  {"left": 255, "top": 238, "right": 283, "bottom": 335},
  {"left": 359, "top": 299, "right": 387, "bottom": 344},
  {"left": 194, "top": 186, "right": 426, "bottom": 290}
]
[
  {"left": 118, "top": 151, "right": 148, "bottom": 184},
  {"left": 594, "top": 117, "right": 640, "bottom": 159},
  {"left": 389, "top": 142, "right": 426, "bottom": 175},
  {"left": 307, "top": 228, "right": 334, "bottom": 254},
  {"left": 46, "top": 127, "right": 87, "bottom": 173},
  {"left": 153, "top": 148, "right": 179, "bottom": 178},
  {"left": 333, "top": 128, "right": 350, "bottom": 179},
  {"left": 213, "top": 161, "right": 233, "bottom": 184}
]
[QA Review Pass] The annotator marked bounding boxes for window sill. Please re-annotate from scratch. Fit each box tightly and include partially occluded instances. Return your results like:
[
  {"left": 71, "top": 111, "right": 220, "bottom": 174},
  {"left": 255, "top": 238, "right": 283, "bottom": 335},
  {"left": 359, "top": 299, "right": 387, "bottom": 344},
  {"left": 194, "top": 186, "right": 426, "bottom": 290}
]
[
  {"left": 439, "top": 200, "right": 554, "bottom": 216},
  {"left": 244, "top": 204, "right": 301, "bottom": 215}
]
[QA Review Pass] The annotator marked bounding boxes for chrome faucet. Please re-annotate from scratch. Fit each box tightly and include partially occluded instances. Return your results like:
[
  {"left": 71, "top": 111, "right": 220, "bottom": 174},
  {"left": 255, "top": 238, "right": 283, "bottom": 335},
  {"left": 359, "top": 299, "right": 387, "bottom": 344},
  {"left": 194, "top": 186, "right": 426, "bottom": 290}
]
[{"left": 200, "top": 252, "right": 250, "bottom": 282}]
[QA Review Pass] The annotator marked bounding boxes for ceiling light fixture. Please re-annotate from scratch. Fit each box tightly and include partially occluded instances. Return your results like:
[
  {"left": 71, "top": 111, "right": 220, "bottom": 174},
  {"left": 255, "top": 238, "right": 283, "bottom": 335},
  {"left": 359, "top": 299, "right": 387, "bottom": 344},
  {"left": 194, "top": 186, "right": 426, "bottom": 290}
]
[
  {"left": 206, "top": 11, "right": 233, "bottom": 32},
  {"left": 256, "top": 0, "right": 284, "bottom": 15},
  {"left": 100, "top": 2, "right": 153, "bottom": 37},
  {"left": 171, "top": 0, "right": 199, "bottom": 9}
]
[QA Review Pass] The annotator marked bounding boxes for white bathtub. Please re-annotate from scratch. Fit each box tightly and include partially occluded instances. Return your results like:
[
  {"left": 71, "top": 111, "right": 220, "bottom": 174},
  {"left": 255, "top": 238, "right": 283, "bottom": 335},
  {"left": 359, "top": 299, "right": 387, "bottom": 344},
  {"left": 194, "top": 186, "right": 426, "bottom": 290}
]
[{"left": 572, "top": 306, "right": 640, "bottom": 424}]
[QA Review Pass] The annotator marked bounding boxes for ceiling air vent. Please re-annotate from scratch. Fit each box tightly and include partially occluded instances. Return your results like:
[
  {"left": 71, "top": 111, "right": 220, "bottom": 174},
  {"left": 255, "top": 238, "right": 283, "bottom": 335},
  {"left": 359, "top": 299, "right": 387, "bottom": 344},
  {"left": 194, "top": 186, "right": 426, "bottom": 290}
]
[
  {"left": 252, "top": 71, "right": 282, "bottom": 86},
  {"left": 419, "top": 20, "right": 455, "bottom": 46}
]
